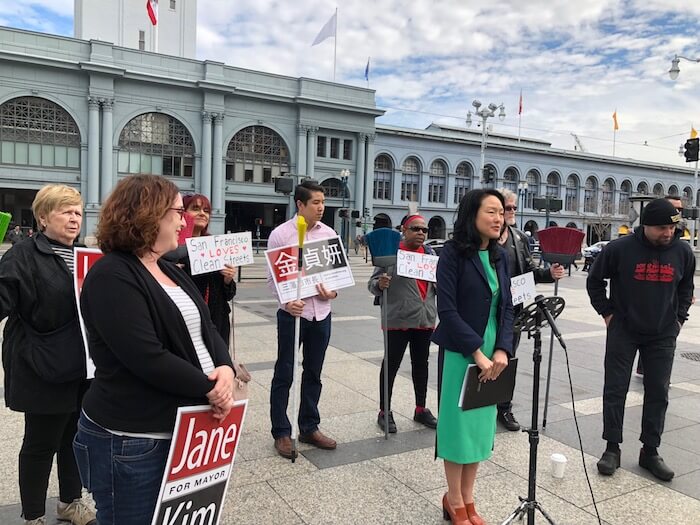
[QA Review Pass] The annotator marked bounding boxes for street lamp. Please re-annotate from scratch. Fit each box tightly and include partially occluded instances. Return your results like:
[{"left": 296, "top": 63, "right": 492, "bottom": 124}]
[
  {"left": 340, "top": 168, "right": 350, "bottom": 250},
  {"left": 466, "top": 99, "right": 505, "bottom": 183},
  {"left": 518, "top": 181, "right": 528, "bottom": 229},
  {"left": 668, "top": 55, "right": 700, "bottom": 80}
]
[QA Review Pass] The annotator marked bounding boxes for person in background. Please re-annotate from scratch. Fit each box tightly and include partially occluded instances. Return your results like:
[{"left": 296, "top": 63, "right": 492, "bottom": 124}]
[
  {"left": 74, "top": 175, "right": 235, "bottom": 524},
  {"left": 497, "top": 188, "right": 564, "bottom": 431},
  {"left": 267, "top": 181, "right": 338, "bottom": 459},
  {"left": 26, "top": 228, "right": 34, "bottom": 238},
  {"left": 0, "top": 185, "right": 95, "bottom": 525},
  {"left": 433, "top": 189, "right": 514, "bottom": 525},
  {"left": 8, "top": 224, "right": 23, "bottom": 245},
  {"left": 368, "top": 214, "right": 438, "bottom": 433}
]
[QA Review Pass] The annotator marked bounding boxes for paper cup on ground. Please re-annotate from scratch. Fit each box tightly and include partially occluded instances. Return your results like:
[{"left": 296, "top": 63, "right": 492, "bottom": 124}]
[{"left": 550, "top": 453, "right": 567, "bottom": 478}]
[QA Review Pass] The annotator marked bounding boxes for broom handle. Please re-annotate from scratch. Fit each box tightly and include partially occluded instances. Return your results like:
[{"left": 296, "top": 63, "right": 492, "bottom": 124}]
[
  {"left": 542, "top": 278, "right": 558, "bottom": 428},
  {"left": 382, "top": 267, "right": 392, "bottom": 440}
]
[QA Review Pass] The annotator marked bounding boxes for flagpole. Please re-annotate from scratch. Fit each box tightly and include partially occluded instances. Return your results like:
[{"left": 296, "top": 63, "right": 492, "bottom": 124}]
[
  {"left": 612, "top": 130, "right": 616, "bottom": 157},
  {"left": 154, "top": 1, "right": 159, "bottom": 54},
  {"left": 333, "top": 7, "right": 338, "bottom": 82},
  {"left": 518, "top": 89, "right": 522, "bottom": 142}
]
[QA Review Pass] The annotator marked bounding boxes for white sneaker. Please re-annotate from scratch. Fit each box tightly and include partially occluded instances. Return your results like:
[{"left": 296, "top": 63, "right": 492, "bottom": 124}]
[
  {"left": 25, "top": 517, "right": 46, "bottom": 525},
  {"left": 56, "top": 499, "right": 97, "bottom": 525}
]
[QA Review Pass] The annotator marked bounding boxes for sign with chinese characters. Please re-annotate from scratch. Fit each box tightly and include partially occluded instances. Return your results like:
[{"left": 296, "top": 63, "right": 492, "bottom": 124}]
[
  {"left": 396, "top": 249, "right": 438, "bottom": 282},
  {"left": 151, "top": 402, "right": 247, "bottom": 525},
  {"left": 73, "top": 247, "right": 103, "bottom": 379},
  {"left": 510, "top": 271, "right": 536, "bottom": 306},
  {"left": 186, "top": 232, "right": 254, "bottom": 275},
  {"left": 265, "top": 236, "right": 355, "bottom": 303}
]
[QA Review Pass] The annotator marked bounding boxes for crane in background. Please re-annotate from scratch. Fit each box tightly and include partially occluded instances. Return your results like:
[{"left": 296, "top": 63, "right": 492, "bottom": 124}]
[{"left": 571, "top": 133, "right": 586, "bottom": 152}]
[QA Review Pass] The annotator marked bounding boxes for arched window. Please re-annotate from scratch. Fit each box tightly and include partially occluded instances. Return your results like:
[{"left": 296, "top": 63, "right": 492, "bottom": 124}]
[
  {"left": 546, "top": 171, "right": 560, "bottom": 198},
  {"left": 653, "top": 183, "right": 664, "bottom": 197},
  {"left": 0, "top": 96, "right": 80, "bottom": 168},
  {"left": 683, "top": 186, "right": 693, "bottom": 208},
  {"left": 503, "top": 167, "right": 519, "bottom": 192},
  {"left": 428, "top": 160, "right": 446, "bottom": 203},
  {"left": 428, "top": 216, "right": 446, "bottom": 239},
  {"left": 374, "top": 213, "right": 391, "bottom": 229},
  {"left": 373, "top": 154, "right": 393, "bottom": 200},
  {"left": 602, "top": 178, "right": 615, "bottom": 214},
  {"left": 454, "top": 162, "right": 472, "bottom": 204},
  {"left": 119, "top": 113, "right": 194, "bottom": 177},
  {"left": 584, "top": 176, "right": 598, "bottom": 213},
  {"left": 226, "top": 125, "right": 289, "bottom": 183},
  {"left": 320, "top": 177, "right": 349, "bottom": 198},
  {"left": 637, "top": 181, "right": 648, "bottom": 195},
  {"left": 525, "top": 169, "right": 540, "bottom": 209},
  {"left": 619, "top": 180, "right": 632, "bottom": 215},
  {"left": 668, "top": 185, "right": 679, "bottom": 196},
  {"left": 401, "top": 157, "right": 420, "bottom": 201},
  {"left": 483, "top": 163, "right": 497, "bottom": 189},
  {"left": 565, "top": 174, "right": 579, "bottom": 212}
]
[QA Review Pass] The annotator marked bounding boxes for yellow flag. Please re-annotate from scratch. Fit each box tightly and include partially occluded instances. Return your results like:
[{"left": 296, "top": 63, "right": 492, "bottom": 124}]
[
  {"left": 612, "top": 111, "right": 619, "bottom": 131},
  {"left": 691, "top": 126, "right": 698, "bottom": 139},
  {"left": 297, "top": 215, "right": 307, "bottom": 248}
]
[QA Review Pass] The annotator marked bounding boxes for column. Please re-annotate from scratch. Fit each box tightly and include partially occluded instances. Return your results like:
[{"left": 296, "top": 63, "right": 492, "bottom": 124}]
[
  {"left": 200, "top": 111, "right": 212, "bottom": 198},
  {"left": 87, "top": 96, "right": 100, "bottom": 207},
  {"left": 211, "top": 113, "right": 224, "bottom": 213},
  {"left": 306, "top": 126, "right": 318, "bottom": 179},
  {"left": 354, "top": 133, "right": 366, "bottom": 213},
  {"left": 99, "top": 99, "right": 113, "bottom": 202},
  {"left": 296, "top": 123, "right": 307, "bottom": 177},
  {"left": 364, "top": 134, "right": 375, "bottom": 217}
]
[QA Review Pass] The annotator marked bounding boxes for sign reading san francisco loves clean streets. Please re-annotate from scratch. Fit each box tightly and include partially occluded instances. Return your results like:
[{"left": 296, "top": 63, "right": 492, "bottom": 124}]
[
  {"left": 186, "top": 232, "right": 254, "bottom": 275},
  {"left": 396, "top": 249, "right": 438, "bottom": 282}
]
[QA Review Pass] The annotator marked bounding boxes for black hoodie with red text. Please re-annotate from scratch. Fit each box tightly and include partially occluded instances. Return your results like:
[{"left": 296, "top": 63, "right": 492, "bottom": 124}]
[{"left": 586, "top": 227, "right": 695, "bottom": 338}]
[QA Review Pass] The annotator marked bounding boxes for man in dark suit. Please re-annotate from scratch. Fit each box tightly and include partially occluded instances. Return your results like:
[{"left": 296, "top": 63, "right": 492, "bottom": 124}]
[{"left": 496, "top": 188, "right": 565, "bottom": 430}]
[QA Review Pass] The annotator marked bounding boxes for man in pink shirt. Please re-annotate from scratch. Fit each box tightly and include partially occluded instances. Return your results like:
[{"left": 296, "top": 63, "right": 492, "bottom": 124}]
[{"left": 267, "top": 181, "right": 339, "bottom": 459}]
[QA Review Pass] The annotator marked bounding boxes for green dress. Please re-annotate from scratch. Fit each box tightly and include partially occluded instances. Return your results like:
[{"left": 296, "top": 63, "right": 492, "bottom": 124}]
[{"left": 436, "top": 250, "right": 500, "bottom": 464}]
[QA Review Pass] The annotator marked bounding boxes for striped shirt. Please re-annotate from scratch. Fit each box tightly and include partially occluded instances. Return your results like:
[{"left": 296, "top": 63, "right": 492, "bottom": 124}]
[
  {"left": 47, "top": 239, "right": 74, "bottom": 274},
  {"left": 159, "top": 284, "right": 215, "bottom": 374}
]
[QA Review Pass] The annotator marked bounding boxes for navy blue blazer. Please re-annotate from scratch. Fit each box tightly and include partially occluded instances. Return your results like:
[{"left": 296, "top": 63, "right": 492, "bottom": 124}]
[{"left": 432, "top": 240, "right": 514, "bottom": 357}]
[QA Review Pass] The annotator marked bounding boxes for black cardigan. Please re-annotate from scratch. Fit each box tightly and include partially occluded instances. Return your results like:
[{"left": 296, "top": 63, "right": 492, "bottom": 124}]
[{"left": 80, "top": 251, "right": 233, "bottom": 433}]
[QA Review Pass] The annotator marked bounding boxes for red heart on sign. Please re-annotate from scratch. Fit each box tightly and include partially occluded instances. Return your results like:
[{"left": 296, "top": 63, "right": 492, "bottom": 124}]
[
  {"left": 201, "top": 253, "right": 205, "bottom": 257},
  {"left": 242, "top": 246, "right": 247, "bottom": 251}
]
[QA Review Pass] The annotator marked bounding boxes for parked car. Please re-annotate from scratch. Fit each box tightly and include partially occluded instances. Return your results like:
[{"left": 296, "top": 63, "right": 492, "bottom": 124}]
[
  {"left": 582, "top": 241, "right": 609, "bottom": 271},
  {"left": 424, "top": 238, "right": 447, "bottom": 255}
]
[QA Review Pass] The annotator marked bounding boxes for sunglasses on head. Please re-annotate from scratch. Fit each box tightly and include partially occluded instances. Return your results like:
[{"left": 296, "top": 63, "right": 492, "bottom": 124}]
[
  {"left": 505, "top": 205, "right": 517, "bottom": 212},
  {"left": 408, "top": 226, "right": 429, "bottom": 233}
]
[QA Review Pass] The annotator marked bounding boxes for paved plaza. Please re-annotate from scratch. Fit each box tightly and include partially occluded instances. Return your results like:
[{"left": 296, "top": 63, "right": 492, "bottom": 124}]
[{"left": 1, "top": 252, "right": 700, "bottom": 524}]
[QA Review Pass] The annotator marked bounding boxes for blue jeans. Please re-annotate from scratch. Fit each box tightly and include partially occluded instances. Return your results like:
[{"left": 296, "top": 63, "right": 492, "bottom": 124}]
[
  {"left": 73, "top": 412, "right": 170, "bottom": 525},
  {"left": 270, "top": 310, "right": 332, "bottom": 438}
]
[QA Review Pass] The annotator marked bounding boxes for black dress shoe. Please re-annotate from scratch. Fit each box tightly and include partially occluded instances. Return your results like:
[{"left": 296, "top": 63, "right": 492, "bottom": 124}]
[
  {"left": 597, "top": 449, "right": 621, "bottom": 476},
  {"left": 498, "top": 411, "right": 521, "bottom": 431},
  {"left": 413, "top": 408, "right": 437, "bottom": 429},
  {"left": 377, "top": 411, "right": 397, "bottom": 433},
  {"left": 639, "top": 449, "right": 674, "bottom": 481}
]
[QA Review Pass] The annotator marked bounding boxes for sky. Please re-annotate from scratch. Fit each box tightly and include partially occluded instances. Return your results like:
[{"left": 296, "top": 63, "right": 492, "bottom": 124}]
[{"left": 2, "top": 0, "right": 700, "bottom": 167}]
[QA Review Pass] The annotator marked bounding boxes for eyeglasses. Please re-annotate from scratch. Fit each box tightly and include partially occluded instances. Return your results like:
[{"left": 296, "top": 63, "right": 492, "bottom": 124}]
[
  {"left": 505, "top": 205, "right": 517, "bottom": 212},
  {"left": 169, "top": 207, "right": 186, "bottom": 218},
  {"left": 408, "top": 226, "right": 429, "bottom": 233}
]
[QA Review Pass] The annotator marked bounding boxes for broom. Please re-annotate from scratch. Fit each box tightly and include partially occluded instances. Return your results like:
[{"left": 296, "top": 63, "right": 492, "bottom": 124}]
[
  {"left": 365, "top": 228, "right": 401, "bottom": 439},
  {"left": 536, "top": 227, "right": 585, "bottom": 428},
  {"left": 0, "top": 212, "right": 11, "bottom": 246}
]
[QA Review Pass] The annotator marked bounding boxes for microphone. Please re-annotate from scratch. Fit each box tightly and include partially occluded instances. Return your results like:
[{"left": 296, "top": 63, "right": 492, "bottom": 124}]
[{"left": 534, "top": 295, "right": 566, "bottom": 349}]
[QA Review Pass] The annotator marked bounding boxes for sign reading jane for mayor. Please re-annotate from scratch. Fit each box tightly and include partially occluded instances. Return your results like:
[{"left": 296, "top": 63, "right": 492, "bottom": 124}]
[
  {"left": 151, "top": 402, "right": 247, "bottom": 525},
  {"left": 186, "top": 232, "right": 254, "bottom": 276},
  {"left": 396, "top": 249, "right": 439, "bottom": 282},
  {"left": 265, "top": 236, "right": 355, "bottom": 303}
]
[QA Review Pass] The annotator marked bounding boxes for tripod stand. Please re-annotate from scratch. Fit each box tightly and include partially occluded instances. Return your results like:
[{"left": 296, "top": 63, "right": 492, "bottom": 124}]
[{"left": 502, "top": 295, "right": 565, "bottom": 525}]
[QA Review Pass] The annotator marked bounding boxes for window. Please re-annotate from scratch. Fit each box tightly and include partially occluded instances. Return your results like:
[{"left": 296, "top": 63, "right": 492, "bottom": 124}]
[
  {"left": 683, "top": 186, "right": 693, "bottom": 208},
  {"left": 668, "top": 185, "right": 679, "bottom": 196},
  {"left": 138, "top": 30, "right": 145, "bottom": 51},
  {"left": 653, "top": 183, "right": 664, "bottom": 197},
  {"left": 546, "top": 172, "right": 560, "bottom": 198},
  {"left": 619, "top": 181, "right": 632, "bottom": 214},
  {"left": 118, "top": 112, "right": 194, "bottom": 177},
  {"left": 373, "top": 154, "right": 393, "bottom": 200},
  {"left": 401, "top": 157, "right": 420, "bottom": 201},
  {"left": 343, "top": 140, "right": 352, "bottom": 160},
  {"left": 317, "top": 136, "right": 326, "bottom": 157},
  {"left": 454, "top": 162, "right": 472, "bottom": 204},
  {"left": 330, "top": 138, "right": 339, "bottom": 159},
  {"left": 320, "top": 177, "right": 348, "bottom": 198},
  {"left": 565, "top": 175, "right": 579, "bottom": 212},
  {"left": 602, "top": 178, "right": 615, "bottom": 214},
  {"left": 428, "top": 160, "right": 446, "bottom": 203},
  {"left": 0, "top": 96, "right": 81, "bottom": 169},
  {"left": 584, "top": 177, "right": 598, "bottom": 213},
  {"left": 170, "top": 0, "right": 176, "bottom": 9},
  {"left": 225, "top": 125, "right": 289, "bottom": 183},
  {"left": 503, "top": 167, "right": 519, "bottom": 192},
  {"left": 525, "top": 169, "right": 540, "bottom": 209},
  {"left": 637, "top": 182, "right": 648, "bottom": 195}
]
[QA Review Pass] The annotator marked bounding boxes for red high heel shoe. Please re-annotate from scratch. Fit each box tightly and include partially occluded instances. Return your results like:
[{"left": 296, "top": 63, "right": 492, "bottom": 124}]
[
  {"left": 465, "top": 502, "right": 484, "bottom": 525},
  {"left": 442, "top": 494, "right": 471, "bottom": 524}
]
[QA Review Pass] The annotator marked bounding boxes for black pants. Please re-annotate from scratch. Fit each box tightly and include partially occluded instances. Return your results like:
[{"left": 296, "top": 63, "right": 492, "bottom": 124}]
[
  {"left": 603, "top": 318, "right": 676, "bottom": 447},
  {"left": 379, "top": 329, "right": 432, "bottom": 412},
  {"left": 497, "top": 330, "right": 522, "bottom": 413},
  {"left": 20, "top": 412, "right": 82, "bottom": 520}
]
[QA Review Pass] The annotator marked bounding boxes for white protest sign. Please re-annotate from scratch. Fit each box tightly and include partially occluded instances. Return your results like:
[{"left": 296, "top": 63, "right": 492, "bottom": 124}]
[
  {"left": 396, "top": 249, "right": 439, "bottom": 282},
  {"left": 511, "top": 271, "right": 536, "bottom": 306},
  {"left": 186, "top": 232, "right": 254, "bottom": 275}
]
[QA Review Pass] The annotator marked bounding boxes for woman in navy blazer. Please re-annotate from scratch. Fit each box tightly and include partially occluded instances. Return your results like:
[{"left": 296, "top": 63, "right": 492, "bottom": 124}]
[{"left": 432, "top": 189, "right": 514, "bottom": 525}]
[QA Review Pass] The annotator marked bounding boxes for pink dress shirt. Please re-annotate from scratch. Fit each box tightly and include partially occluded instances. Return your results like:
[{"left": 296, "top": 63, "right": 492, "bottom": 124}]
[{"left": 267, "top": 215, "right": 338, "bottom": 322}]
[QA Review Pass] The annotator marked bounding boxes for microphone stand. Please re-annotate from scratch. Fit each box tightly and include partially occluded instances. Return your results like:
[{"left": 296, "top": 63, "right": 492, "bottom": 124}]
[{"left": 502, "top": 295, "right": 565, "bottom": 525}]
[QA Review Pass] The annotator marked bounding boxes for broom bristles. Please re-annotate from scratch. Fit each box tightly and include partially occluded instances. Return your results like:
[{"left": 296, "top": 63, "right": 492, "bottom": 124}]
[
  {"left": 365, "top": 228, "right": 401, "bottom": 268},
  {"left": 538, "top": 227, "right": 585, "bottom": 265}
]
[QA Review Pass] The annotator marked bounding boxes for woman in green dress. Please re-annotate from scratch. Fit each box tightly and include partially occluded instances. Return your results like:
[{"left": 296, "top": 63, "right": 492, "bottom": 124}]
[{"left": 432, "top": 189, "right": 514, "bottom": 525}]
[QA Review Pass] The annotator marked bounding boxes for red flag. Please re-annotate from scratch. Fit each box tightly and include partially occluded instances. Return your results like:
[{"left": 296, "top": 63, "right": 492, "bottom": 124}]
[
  {"left": 146, "top": 0, "right": 158, "bottom": 26},
  {"left": 518, "top": 90, "right": 523, "bottom": 115}
]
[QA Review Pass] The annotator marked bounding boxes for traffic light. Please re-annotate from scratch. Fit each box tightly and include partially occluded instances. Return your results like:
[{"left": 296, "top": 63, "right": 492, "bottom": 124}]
[
  {"left": 339, "top": 208, "right": 349, "bottom": 218},
  {"left": 255, "top": 218, "right": 263, "bottom": 225},
  {"left": 355, "top": 220, "right": 362, "bottom": 227},
  {"left": 363, "top": 207, "right": 370, "bottom": 217},
  {"left": 351, "top": 210, "right": 360, "bottom": 218},
  {"left": 684, "top": 138, "right": 699, "bottom": 163},
  {"left": 482, "top": 166, "right": 496, "bottom": 183},
  {"left": 274, "top": 176, "right": 294, "bottom": 194}
]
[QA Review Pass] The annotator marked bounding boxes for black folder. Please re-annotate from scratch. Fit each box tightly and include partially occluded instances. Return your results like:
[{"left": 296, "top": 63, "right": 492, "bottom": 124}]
[{"left": 459, "top": 358, "right": 518, "bottom": 410}]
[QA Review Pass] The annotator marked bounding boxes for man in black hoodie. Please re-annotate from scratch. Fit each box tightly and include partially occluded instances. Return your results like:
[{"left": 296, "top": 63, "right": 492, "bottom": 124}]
[{"left": 587, "top": 198, "right": 695, "bottom": 481}]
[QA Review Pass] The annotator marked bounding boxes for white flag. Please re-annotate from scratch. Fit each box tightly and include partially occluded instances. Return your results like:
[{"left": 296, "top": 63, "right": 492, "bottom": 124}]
[{"left": 312, "top": 12, "right": 337, "bottom": 46}]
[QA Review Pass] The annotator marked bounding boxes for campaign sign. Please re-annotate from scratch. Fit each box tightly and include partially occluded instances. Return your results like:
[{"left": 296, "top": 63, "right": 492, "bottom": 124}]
[
  {"left": 265, "top": 236, "right": 355, "bottom": 303},
  {"left": 73, "top": 247, "right": 103, "bottom": 379},
  {"left": 186, "top": 232, "right": 254, "bottom": 275},
  {"left": 151, "top": 402, "right": 247, "bottom": 525},
  {"left": 396, "top": 249, "right": 438, "bottom": 282},
  {"left": 511, "top": 271, "right": 536, "bottom": 306}
]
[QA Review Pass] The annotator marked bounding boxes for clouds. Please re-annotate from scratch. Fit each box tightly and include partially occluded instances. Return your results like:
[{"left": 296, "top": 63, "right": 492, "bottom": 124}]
[{"left": 5, "top": 1, "right": 700, "bottom": 166}]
